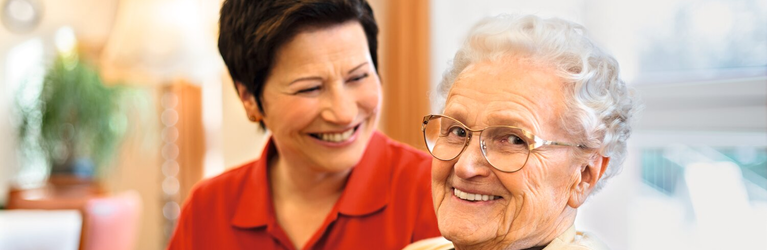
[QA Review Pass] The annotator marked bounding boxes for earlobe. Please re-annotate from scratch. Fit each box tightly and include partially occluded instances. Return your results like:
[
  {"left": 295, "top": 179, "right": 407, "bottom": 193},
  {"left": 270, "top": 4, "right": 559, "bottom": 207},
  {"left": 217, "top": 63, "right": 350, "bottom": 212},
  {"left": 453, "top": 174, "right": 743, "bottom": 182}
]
[
  {"left": 567, "top": 154, "right": 609, "bottom": 208},
  {"left": 235, "top": 82, "right": 264, "bottom": 122}
]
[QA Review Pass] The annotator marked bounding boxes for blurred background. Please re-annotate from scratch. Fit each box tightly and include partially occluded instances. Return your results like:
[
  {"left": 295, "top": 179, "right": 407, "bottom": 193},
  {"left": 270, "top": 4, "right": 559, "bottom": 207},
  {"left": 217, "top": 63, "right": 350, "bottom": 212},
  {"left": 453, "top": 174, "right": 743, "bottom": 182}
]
[{"left": 0, "top": 0, "right": 765, "bottom": 249}]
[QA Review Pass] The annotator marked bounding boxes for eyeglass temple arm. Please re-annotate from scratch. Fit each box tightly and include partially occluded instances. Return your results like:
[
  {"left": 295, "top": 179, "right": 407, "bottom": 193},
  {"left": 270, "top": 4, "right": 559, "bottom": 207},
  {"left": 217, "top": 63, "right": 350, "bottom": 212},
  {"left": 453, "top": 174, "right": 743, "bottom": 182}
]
[{"left": 542, "top": 140, "right": 589, "bottom": 149}]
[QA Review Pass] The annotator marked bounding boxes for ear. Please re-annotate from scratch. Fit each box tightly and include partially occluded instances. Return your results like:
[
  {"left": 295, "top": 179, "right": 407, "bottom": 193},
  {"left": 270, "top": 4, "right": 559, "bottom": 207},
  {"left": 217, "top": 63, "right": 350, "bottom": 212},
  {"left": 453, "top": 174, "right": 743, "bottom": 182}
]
[
  {"left": 567, "top": 153, "right": 610, "bottom": 208},
  {"left": 235, "top": 82, "right": 263, "bottom": 122}
]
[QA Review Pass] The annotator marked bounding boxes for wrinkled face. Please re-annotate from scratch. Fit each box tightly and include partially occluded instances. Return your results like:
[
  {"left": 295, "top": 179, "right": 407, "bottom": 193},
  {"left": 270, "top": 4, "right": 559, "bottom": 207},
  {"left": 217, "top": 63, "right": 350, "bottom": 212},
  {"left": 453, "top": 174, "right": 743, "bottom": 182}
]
[
  {"left": 432, "top": 57, "right": 583, "bottom": 249},
  {"left": 260, "top": 21, "right": 381, "bottom": 172}
]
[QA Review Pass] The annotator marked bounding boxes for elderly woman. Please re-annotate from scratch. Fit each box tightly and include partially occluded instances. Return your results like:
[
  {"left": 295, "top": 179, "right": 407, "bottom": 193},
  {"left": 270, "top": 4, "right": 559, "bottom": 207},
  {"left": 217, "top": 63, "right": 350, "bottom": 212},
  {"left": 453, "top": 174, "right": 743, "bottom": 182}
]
[
  {"left": 168, "top": 0, "right": 439, "bottom": 249},
  {"left": 407, "top": 15, "right": 638, "bottom": 250}
]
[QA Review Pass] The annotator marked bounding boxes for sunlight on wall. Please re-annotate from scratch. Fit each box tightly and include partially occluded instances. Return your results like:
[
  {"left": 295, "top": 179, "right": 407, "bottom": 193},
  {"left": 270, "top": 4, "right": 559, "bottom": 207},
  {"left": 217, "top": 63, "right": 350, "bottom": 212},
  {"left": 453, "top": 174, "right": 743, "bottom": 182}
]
[
  {"left": 685, "top": 162, "right": 762, "bottom": 249},
  {"left": 202, "top": 76, "right": 225, "bottom": 178},
  {"left": 5, "top": 38, "right": 46, "bottom": 191}
]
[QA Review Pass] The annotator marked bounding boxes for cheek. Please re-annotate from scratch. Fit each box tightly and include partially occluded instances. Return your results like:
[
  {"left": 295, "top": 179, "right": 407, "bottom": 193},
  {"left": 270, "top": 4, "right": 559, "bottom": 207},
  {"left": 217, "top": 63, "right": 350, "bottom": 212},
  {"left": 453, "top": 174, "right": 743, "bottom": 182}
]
[
  {"left": 356, "top": 80, "right": 382, "bottom": 114},
  {"left": 523, "top": 153, "right": 564, "bottom": 190},
  {"left": 262, "top": 95, "right": 318, "bottom": 131},
  {"left": 530, "top": 153, "right": 580, "bottom": 194},
  {"left": 431, "top": 160, "right": 451, "bottom": 186},
  {"left": 499, "top": 158, "right": 555, "bottom": 210},
  {"left": 512, "top": 155, "right": 575, "bottom": 218},
  {"left": 431, "top": 159, "right": 451, "bottom": 206}
]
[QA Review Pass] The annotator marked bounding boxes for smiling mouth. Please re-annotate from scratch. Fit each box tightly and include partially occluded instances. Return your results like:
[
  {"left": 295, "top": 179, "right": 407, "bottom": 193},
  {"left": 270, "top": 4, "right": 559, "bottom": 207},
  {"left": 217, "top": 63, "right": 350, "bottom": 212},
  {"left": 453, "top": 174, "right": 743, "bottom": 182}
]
[
  {"left": 309, "top": 124, "right": 360, "bottom": 143},
  {"left": 453, "top": 188, "right": 501, "bottom": 202}
]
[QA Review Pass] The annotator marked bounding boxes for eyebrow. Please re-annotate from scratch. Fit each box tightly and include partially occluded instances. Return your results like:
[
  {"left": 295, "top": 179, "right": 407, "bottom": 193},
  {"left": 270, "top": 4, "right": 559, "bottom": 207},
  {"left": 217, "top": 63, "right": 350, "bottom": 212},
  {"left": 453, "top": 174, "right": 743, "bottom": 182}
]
[
  {"left": 442, "top": 103, "right": 469, "bottom": 121},
  {"left": 288, "top": 76, "right": 323, "bottom": 85},
  {"left": 486, "top": 113, "right": 531, "bottom": 129},
  {"left": 347, "top": 62, "right": 369, "bottom": 74},
  {"left": 288, "top": 62, "right": 369, "bottom": 85}
]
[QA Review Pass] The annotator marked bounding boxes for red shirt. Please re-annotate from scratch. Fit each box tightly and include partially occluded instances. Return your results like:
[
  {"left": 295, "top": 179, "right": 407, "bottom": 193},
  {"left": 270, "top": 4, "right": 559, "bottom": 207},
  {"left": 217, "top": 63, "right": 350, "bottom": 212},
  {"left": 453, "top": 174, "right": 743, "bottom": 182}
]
[{"left": 168, "top": 131, "right": 440, "bottom": 250}]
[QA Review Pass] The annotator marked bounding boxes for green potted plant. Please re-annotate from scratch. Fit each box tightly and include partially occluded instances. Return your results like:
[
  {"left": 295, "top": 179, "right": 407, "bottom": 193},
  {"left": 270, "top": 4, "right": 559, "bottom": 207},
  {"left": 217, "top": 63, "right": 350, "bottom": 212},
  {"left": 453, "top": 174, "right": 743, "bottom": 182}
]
[{"left": 15, "top": 51, "right": 130, "bottom": 182}]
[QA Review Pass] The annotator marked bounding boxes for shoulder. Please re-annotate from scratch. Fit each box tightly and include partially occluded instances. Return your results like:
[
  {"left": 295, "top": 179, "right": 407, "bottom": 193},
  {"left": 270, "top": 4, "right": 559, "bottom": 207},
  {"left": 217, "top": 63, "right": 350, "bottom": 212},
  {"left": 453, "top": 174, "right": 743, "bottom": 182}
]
[
  {"left": 184, "top": 160, "right": 256, "bottom": 208},
  {"left": 570, "top": 231, "right": 609, "bottom": 250},
  {"left": 378, "top": 132, "right": 431, "bottom": 160},
  {"left": 373, "top": 133, "right": 432, "bottom": 187},
  {"left": 376, "top": 132, "right": 431, "bottom": 172},
  {"left": 170, "top": 160, "right": 261, "bottom": 247},
  {"left": 403, "top": 237, "right": 454, "bottom": 250},
  {"left": 372, "top": 133, "right": 434, "bottom": 207},
  {"left": 546, "top": 228, "right": 610, "bottom": 250}
]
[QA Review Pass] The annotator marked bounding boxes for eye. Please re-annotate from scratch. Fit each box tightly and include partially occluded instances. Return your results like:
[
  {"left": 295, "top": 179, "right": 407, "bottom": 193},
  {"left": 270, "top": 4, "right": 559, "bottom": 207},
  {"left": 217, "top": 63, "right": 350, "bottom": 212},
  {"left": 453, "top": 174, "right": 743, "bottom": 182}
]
[
  {"left": 490, "top": 131, "right": 526, "bottom": 146},
  {"left": 295, "top": 86, "right": 321, "bottom": 94},
  {"left": 348, "top": 73, "right": 369, "bottom": 83},
  {"left": 448, "top": 126, "right": 467, "bottom": 138},
  {"left": 506, "top": 134, "right": 526, "bottom": 145}
]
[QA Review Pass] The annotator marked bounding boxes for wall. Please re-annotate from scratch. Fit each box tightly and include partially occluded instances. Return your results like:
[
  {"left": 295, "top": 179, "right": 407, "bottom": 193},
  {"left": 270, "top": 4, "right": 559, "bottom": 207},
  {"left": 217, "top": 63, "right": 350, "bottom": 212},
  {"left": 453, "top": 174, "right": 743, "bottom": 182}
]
[
  {"left": 219, "top": 73, "right": 269, "bottom": 171},
  {"left": 1, "top": 1, "right": 173, "bottom": 249},
  {"left": 0, "top": 0, "right": 119, "bottom": 206}
]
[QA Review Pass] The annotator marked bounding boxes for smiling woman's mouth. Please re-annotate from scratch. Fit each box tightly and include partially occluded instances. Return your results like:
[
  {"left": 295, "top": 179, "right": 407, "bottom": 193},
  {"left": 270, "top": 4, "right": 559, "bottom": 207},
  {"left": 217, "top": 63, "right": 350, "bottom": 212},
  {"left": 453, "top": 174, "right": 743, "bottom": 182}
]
[
  {"left": 453, "top": 188, "right": 502, "bottom": 202},
  {"left": 309, "top": 124, "right": 360, "bottom": 143}
]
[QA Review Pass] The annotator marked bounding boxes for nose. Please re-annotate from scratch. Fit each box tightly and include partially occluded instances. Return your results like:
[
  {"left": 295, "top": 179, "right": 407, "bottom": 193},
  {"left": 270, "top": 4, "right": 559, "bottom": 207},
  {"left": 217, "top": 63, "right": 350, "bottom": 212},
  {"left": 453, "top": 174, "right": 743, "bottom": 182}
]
[
  {"left": 453, "top": 134, "right": 493, "bottom": 180},
  {"left": 320, "top": 84, "right": 357, "bottom": 125}
]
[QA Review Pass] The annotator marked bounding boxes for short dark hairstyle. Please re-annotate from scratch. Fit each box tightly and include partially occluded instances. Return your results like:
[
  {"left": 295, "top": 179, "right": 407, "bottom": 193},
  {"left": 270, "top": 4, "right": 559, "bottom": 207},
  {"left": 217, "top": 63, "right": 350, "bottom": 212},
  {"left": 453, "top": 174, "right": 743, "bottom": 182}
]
[{"left": 218, "top": 0, "right": 379, "bottom": 117}]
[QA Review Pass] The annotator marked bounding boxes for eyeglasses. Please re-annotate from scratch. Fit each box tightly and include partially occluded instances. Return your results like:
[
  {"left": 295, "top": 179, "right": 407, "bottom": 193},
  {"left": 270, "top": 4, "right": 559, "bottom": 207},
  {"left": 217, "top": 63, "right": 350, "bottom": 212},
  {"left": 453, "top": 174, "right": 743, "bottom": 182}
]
[{"left": 421, "top": 114, "right": 588, "bottom": 173}]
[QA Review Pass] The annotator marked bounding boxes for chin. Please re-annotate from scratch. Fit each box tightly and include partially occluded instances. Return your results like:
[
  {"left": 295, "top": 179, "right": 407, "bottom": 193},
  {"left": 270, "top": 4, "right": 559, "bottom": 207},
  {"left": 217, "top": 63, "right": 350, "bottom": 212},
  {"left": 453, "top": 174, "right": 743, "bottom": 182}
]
[
  {"left": 438, "top": 213, "right": 496, "bottom": 246},
  {"left": 333, "top": 155, "right": 365, "bottom": 171},
  {"left": 314, "top": 151, "right": 364, "bottom": 173},
  {"left": 442, "top": 229, "right": 493, "bottom": 249},
  {"left": 319, "top": 138, "right": 370, "bottom": 172},
  {"left": 437, "top": 199, "right": 509, "bottom": 248}
]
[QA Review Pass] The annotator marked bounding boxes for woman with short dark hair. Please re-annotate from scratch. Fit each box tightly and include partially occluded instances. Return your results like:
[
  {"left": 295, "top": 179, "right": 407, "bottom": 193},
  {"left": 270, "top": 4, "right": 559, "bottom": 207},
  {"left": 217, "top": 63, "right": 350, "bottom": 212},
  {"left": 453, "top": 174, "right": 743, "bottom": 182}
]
[{"left": 168, "top": 1, "right": 440, "bottom": 249}]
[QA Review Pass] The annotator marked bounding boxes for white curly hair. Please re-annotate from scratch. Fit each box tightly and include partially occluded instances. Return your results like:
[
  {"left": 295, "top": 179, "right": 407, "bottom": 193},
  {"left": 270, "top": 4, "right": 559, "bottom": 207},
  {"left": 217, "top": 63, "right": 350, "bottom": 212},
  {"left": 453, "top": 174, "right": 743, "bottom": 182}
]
[{"left": 437, "top": 14, "right": 640, "bottom": 192}]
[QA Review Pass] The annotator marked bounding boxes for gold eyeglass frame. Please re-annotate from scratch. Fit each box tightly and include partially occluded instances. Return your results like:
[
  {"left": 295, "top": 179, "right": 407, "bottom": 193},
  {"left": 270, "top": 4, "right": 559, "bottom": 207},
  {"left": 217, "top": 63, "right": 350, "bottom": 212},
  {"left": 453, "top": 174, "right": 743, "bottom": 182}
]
[{"left": 421, "top": 114, "right": 588, "bottom": 173}]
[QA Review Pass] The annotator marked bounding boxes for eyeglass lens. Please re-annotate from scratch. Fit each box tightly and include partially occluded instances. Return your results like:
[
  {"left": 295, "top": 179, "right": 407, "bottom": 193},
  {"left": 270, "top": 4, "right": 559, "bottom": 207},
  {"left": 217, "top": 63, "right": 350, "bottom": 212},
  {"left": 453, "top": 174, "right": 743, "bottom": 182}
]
[{"left": 423, "top": 116, "right": 531, "bottom": 172}]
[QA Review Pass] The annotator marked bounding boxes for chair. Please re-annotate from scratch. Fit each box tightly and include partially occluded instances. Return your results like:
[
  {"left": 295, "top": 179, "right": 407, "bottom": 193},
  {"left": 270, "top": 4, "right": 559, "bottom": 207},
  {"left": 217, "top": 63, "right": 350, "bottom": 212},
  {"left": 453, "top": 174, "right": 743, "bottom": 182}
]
[{"left": 80, "top": 191, "right": 142, "bottom": 250}]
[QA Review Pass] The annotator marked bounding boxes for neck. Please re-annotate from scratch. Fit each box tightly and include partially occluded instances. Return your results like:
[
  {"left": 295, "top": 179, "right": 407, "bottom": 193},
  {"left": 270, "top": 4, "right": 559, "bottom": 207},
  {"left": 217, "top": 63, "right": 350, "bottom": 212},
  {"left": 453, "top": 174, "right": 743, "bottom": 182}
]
[
  {"left": 521, "top": 247, "right": 545, "bottom": 250},
  {"left": 455, "top": 208, "right": 577, "bottom": 250},
  {"left": 269, "top": 153, "right": 350, "bottom": 202},
  {"left": 521, "top": 208, "right": 576, "bottom": 250}
]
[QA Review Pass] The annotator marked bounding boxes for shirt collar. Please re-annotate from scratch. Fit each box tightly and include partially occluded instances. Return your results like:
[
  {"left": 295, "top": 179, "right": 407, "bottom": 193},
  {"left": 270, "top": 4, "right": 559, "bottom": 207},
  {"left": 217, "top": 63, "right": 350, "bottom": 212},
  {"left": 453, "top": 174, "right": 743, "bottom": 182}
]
[
  {"left": 542, "top": 225, "right": 577, "bottom": 250},
  {"left": 414, "top": 225, "right": 581, "bottom": 250},
  {"left": 231, "top": 139, "right": 276, "bottom": 228},
  {"left": 230, "top": 131, "right": 392, "bottom": 228}
]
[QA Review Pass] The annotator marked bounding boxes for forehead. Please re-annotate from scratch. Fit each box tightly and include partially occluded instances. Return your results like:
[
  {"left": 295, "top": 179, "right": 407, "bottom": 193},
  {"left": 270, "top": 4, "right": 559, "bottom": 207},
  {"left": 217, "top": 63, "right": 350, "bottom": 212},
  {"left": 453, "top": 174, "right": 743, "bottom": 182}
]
[
  {"left": 444, "top": 57, "right": 567, "bottom": 131},
  {"left": 271, "top": 21, "right": 370, "bottom": 75}
]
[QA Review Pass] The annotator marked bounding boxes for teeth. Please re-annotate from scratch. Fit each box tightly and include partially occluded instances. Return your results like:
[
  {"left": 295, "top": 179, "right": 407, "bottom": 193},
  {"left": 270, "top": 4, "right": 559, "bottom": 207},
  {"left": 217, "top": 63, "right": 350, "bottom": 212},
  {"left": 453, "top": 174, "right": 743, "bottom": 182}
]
[
  {"left": 317, "top": 129, "right": 354, "bottom": 142},
  {"left": 454, "top": 188, "right": 498, "bottom": 202}
]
